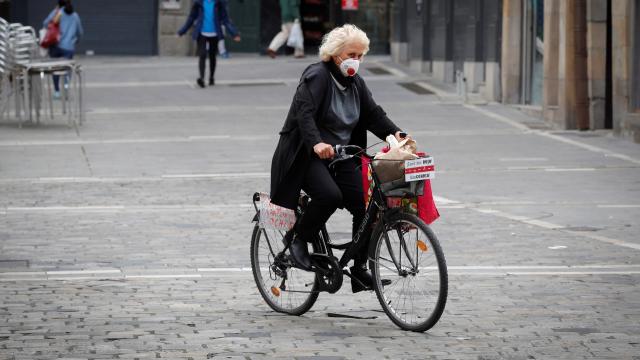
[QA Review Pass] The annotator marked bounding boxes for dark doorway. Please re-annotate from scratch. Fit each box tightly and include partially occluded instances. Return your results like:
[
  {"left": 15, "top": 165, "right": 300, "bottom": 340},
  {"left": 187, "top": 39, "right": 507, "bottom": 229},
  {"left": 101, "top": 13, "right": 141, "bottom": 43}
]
[
  {"left": 300, "top": 0, "right": 331, "bottom": 48},
  {"left": 605, "top": 0, "right": 612, "bottom": 128},
  {"left": 452, "top": 0, "right": 473, "bottom": 74},
  {"left": 0, "top": 0, "right": 10, "bottom": 21},
  {"left": 227, "top": 0, "right": 260, "bottom": 53}
]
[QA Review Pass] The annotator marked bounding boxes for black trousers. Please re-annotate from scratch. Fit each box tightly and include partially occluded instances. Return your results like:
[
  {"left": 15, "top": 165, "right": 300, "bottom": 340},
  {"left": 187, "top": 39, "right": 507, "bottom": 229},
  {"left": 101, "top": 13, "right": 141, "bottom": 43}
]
[
  {"left": 197, "top": 35, "right": 218, "bottom": 80},
  {"left": 297, "top": 156, "right": 368, "bottom": 265}
]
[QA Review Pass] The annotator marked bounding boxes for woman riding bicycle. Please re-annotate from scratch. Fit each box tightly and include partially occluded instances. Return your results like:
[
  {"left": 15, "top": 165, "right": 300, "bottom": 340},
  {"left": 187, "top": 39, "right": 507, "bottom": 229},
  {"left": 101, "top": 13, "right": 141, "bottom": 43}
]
[{"left": 270, "top": 24, "right": 408, "bottom": 292}]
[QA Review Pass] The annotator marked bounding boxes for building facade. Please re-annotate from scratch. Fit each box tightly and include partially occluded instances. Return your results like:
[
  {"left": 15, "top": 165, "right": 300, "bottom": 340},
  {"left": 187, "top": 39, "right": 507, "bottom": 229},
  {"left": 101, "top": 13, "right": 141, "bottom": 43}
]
[
  {"left": 9, "top": 0, "right": 392, "bottom": 57},
  {"left": 392, "top": 0, "right": 640, "bottom": 143},
  {"left": 391, "top": 0, "right": 503, "bottom": 101}
]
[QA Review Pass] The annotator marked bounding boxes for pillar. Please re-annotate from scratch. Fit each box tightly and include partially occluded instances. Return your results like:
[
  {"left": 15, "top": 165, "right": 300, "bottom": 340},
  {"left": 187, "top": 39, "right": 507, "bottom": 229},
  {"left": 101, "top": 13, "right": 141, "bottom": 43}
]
[
  {"left": 586, "top": 0, "right": 607, "bottom": 129},
  {"left": 501, "top": 0, "right": 523, "bottom": 104}
]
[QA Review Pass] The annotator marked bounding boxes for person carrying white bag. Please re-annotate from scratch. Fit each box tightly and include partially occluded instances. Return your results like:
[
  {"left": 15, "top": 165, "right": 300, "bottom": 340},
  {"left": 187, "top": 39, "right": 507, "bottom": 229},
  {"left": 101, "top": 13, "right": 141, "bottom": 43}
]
[{"left": 266, "top": 0, "right": 305, "bottom": 59}]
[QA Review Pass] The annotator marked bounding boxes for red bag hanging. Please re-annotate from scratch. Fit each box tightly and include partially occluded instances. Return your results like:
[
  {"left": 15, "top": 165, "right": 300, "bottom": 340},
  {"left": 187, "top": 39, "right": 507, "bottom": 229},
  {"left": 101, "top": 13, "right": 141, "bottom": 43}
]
[
  {"left": 361, "top": 154, "right": 440, "bottom": 225},
  {"left": 361, "top": 155, "right": 374, "bottom": 208},
  {"left": 417, "top": 177, "right": 440, "bottom": 224},
  {"left": 40, "top": 12, "right": 61, "bottom": 49}
]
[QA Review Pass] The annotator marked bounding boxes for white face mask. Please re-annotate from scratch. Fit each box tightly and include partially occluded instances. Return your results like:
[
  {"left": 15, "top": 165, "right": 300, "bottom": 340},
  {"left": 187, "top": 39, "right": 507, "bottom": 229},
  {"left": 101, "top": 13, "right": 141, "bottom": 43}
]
[{"left": 338, "top": 57, "right": 360, "bottom": 77}]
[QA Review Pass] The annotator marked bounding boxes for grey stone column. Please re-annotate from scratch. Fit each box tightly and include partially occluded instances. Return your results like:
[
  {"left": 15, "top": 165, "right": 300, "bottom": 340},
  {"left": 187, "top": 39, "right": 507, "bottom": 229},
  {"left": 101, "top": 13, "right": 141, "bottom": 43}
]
[
  {"left": 500, "top": 0, "right": 523, "bottom": 104},
  {"left": 391, "top": 0, "right": 409, "bottom": 64},
  {"left": 586, "top": 0, "right": 607, "bottom": 129}
]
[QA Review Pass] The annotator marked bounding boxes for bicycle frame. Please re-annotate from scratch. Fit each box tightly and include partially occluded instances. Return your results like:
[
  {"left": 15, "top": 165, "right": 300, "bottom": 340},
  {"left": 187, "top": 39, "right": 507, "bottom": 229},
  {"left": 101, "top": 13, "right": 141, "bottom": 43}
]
[
  {"left": 336, "top": 157, "right": 392, "bottom": 268},
  {"left": 253, "top": 150, "right": 418, "bottom": 280},
  {"left": 336, "top": 154, "right": 424, "bottom": 278}
]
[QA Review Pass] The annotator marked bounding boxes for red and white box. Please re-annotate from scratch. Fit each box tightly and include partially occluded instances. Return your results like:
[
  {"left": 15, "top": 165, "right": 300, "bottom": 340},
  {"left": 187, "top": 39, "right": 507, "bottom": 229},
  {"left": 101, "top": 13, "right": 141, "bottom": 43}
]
[{"left": 404, "top": 156, "right": 435, "bottom": 182}]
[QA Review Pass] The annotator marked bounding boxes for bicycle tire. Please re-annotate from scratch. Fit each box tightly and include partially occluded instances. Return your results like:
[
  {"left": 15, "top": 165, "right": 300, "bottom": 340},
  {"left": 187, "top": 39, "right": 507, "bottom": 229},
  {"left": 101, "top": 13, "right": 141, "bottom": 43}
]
[
  {"left": 250, "top": 224, "right": 319, "bottom": 316},
  {"left": 370, "top": 212, "right": 448, "bottom": 332}
]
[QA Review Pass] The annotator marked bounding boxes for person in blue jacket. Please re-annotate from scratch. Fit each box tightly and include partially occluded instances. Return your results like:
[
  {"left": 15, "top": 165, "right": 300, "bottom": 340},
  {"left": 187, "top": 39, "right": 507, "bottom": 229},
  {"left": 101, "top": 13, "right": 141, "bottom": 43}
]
[
  {"left": 42, "top": 0, "right": 83, "bottom": 99},
  {"left": 177, "top": 0, "right": 240, "bottom": 88}
]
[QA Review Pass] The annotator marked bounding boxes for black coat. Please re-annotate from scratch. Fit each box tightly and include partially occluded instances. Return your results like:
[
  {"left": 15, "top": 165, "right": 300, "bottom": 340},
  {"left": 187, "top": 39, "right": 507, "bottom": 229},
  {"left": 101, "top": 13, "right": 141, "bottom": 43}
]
[{"left": 270, "top": 61, "right": 401, "bottom": 209}]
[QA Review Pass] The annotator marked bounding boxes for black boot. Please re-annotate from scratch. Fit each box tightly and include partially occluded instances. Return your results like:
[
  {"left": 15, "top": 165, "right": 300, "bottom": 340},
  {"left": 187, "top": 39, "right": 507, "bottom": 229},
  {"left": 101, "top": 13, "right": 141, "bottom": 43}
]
[
  {"left": 350, "top": 263, "right": 374, "bottom": 293},
  {"left": 289, "top": 235, "right": 311, "bottom": 270},
  {"left": 350, "top": 263, "right": 392, "bottom": 293}
]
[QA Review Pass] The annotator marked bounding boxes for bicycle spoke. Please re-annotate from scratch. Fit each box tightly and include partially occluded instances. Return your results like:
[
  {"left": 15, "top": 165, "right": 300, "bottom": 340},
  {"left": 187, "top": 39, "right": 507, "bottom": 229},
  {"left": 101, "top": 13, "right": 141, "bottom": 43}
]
[
  {"left": 251, "top": 224, "right": 318, "bottom": 315},
  {"left": 372, "top": 215, "right": 447, "bottom": 332},
  {"left": 370, "top": 257, "right": 401, "bottom": 274}
]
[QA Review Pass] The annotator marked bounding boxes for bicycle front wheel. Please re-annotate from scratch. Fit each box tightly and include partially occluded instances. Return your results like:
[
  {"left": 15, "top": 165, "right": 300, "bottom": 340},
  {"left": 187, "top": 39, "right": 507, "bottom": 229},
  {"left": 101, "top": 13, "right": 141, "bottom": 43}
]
[
  {"left": 250, "top": 224, "right": 319, "bottom": 315},
  {"left": 370, "top": 212, "right": 448, "bottom": 332}
]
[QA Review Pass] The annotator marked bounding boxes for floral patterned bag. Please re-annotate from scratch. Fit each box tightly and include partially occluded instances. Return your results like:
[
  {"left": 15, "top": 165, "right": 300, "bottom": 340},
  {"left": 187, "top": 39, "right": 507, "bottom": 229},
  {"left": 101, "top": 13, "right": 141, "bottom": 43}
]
[{"left": 258, "top": 192, "right": 296, "bottom": 230}]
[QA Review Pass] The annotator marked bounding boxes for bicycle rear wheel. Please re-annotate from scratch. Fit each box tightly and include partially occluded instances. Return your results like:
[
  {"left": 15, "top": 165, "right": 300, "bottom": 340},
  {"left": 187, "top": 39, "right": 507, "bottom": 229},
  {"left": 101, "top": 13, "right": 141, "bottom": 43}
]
[
  {"left": 250, "top": 224, "right": 319, "bottom": 315},
  {"left": 370, "top": 212, "right": 448, "bottom": 332}
]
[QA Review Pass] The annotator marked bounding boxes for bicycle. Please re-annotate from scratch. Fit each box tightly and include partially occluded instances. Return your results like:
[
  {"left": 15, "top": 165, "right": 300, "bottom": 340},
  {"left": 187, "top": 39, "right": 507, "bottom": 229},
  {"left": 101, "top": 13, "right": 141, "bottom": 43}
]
[{"left": 250, "top": 144, "right": 448, "bottom": 332}]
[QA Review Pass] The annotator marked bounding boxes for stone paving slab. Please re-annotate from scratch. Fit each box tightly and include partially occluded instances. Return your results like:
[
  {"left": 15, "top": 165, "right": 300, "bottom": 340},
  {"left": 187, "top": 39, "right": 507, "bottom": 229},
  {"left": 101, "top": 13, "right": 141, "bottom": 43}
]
[
  {"left": 1, "top": 206, "right": 639, "bottom": 272},
  {"left": 1, "top": 274, "right": 639, "bottom": 359},
  {"left": 1, "top": 55, "right": 640, "bottom": 359}
]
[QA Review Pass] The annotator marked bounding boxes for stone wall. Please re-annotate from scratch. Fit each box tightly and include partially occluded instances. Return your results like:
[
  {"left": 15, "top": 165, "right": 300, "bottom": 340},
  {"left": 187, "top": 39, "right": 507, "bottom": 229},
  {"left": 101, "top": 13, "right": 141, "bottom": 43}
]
[{"left": 158, "top": 0, "right": 194, "bottom": 56}]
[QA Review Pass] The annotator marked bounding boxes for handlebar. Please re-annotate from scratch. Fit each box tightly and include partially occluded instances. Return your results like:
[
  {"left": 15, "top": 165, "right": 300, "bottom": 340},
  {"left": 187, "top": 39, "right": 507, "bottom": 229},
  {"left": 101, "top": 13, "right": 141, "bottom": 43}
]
[
  {"left": 328, "top": 145, "right": 366, "bottom": 169},
  {"left": 328, "top": 133, "right": 407, "bottom": 168},
  {"left": 335, "top": 144, "right": 365, "bottom": 157}
]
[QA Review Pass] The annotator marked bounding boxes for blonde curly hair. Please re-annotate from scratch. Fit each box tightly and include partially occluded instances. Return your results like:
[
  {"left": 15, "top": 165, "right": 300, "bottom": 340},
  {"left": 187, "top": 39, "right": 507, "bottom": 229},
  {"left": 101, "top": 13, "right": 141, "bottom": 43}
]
[{"left": 318, "top": 24, "right": 370, "bottom": 62}]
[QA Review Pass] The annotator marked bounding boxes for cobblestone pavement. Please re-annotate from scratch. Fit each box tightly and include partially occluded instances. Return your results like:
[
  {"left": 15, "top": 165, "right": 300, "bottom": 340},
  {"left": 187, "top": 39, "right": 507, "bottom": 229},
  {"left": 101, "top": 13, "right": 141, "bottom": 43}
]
[{"left": 1, "top": 55, "right": 639, "bottom": 359}]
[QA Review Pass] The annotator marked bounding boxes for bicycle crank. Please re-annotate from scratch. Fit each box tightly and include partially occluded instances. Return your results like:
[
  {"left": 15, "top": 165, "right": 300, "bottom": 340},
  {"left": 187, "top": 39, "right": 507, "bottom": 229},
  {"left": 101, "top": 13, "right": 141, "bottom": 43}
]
[{"left": 310, "top": 254, "right": 343, "bottom": 294}]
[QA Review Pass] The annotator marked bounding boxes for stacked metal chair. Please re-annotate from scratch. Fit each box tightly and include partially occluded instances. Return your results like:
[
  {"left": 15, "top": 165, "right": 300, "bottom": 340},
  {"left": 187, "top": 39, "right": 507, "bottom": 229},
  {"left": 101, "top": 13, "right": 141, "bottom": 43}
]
[
  {"left": 0, "top": 17, "right": 14, "bottom": 120},
  {"left": 0, "top": 17, "right": 84, "bottom": 127}
]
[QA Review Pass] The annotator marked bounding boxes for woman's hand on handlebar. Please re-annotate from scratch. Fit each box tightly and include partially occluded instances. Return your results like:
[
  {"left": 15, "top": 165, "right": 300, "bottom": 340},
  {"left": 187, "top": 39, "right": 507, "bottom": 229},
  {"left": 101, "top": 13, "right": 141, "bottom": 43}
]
[{"left": 313, "top": 142, "right": 335, "bottom": 159}]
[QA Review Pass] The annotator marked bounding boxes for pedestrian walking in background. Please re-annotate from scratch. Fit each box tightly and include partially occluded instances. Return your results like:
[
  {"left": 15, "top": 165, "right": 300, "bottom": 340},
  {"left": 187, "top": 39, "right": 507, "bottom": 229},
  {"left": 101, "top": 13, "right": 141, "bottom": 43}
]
[
  {"left": 267, "top": 0, "right": 304, "bottom": 59},
  {"left": 42, "top": 0, "right": 83, "bottom": 99},
  {"left": 177, "top": 0, "right": 240, "bottom": 88}
]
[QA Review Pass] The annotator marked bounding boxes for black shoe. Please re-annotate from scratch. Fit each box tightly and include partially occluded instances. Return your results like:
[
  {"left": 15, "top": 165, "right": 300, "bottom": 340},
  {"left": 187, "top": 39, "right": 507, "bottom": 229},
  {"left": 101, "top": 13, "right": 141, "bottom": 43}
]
[
  {"left": 350, "top": 264, "right": 391, "bottom": 293},
  {"left": 209, "top": 78, "right": 214, "bottom": 86},
  {"left": 289, "top": 236, "right": 311, "bottom": 270},
  {"left": 196, "top": 78, "right": 205, "bottom": 88}
]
